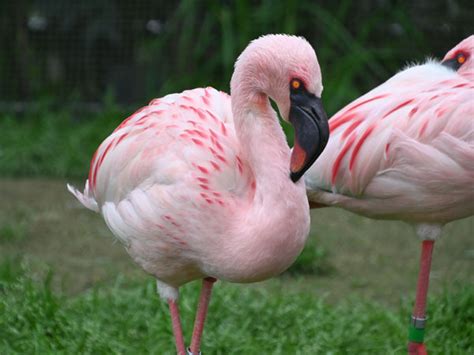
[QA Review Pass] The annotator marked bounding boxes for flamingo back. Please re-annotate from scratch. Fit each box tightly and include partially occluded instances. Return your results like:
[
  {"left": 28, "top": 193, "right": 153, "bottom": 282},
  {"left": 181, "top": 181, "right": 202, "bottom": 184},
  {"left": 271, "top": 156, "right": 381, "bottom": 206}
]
[{"left": 305, "top": 61, "right": 474, "bottom": 223}]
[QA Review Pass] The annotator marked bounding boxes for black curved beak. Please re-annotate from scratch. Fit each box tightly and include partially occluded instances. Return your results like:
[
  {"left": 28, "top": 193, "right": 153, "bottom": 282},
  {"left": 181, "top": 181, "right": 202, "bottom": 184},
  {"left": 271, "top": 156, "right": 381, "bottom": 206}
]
[{"left": 289, "top": 92, "right": 329, "bottom": 182}]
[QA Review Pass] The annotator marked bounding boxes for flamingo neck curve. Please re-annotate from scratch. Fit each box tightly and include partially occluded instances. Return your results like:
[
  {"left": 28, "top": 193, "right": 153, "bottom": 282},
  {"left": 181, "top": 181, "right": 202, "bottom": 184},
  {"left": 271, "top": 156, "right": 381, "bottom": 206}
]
[
  {"left": 230, "top": 65, "right": 295, "bottom": 205},
  {"left": 211, "top": 85, "right": 310, "bottom": 282}
]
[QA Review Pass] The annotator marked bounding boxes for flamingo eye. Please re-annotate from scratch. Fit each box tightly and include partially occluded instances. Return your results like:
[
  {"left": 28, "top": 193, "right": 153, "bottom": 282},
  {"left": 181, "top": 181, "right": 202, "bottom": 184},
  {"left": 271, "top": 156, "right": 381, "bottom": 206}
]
[
  {"left": 457, "top": 53, "right": 466, "bottom": 64},
  {"left": 442, "top": 51, "right": 468, "bottom": 71},
  {"left": 290, "top": 79, "right": 302, "bottom": 90}
]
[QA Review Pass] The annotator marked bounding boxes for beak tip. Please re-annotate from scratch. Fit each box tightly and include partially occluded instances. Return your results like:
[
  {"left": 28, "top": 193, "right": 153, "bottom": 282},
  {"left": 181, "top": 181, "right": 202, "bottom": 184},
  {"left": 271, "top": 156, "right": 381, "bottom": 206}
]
[{"left": 290, "top": 171, "right": 301, "bottom": 183}]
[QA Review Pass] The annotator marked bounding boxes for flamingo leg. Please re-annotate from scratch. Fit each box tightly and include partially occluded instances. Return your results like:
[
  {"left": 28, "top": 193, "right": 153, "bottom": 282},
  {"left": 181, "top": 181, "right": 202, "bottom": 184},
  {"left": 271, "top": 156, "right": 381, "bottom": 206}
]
[
  {"left": 168, "top": 299, "right": 186, "bottom": 355},
  {"left": 408, "top": 240, "right": 435, "bottom": 355},
  {"left": 188, "top": 277, "right": 217, "bottom": 355}
]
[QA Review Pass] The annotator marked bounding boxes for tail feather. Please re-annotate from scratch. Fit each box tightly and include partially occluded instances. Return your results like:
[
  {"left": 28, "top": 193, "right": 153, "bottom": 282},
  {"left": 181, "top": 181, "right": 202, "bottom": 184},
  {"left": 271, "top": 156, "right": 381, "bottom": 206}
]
[{"left": 67, "top": 180, "right": 99, "bottom": 212}]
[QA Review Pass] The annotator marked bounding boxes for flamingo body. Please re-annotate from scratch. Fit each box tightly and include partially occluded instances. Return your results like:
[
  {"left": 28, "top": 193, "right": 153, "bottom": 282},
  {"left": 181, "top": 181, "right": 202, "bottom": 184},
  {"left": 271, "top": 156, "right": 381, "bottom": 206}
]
[
  {"left": 68, "top": 35, "right": 330, "bottom": 354},
  {"left": 69, "top": 85, "right": 311, "bottom": 295},
  {"left": 305, "top": 39, "right": 474, "bottom": 225}
]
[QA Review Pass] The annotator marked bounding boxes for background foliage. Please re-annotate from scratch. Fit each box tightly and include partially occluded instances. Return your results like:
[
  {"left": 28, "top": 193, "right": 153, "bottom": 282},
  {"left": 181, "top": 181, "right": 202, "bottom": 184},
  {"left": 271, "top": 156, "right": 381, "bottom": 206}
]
[{"left": 1, "top": 0, "right": 473, "bottom": 114}]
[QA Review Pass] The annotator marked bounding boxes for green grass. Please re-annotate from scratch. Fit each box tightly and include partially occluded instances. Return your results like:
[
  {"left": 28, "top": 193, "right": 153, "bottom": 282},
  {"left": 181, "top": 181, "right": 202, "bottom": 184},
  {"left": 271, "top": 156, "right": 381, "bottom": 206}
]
[
  {"left": 1, "top": 264, "right": 473, "bottom": 354},
  {"left": 286, "top": 239, "right": 332, "bottom": 276},
  {"left": 0, "top": 206, "right": 32, "bottom": 244},
  {"left": 0, "top": 108, "right": 124, "bottom": 178}
]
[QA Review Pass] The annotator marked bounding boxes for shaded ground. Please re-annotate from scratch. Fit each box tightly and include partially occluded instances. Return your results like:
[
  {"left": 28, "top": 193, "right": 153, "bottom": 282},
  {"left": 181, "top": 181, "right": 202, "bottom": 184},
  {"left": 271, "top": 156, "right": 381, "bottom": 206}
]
[{"left": 1, "top": 178, "right": 473, "bottom": 306}]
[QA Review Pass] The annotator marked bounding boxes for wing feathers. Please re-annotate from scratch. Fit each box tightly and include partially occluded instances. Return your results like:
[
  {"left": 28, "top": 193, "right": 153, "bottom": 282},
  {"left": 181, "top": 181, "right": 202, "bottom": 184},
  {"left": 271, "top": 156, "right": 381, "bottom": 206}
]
[{"left": 67, "top": 181, "right": 99, "bottom": 212}]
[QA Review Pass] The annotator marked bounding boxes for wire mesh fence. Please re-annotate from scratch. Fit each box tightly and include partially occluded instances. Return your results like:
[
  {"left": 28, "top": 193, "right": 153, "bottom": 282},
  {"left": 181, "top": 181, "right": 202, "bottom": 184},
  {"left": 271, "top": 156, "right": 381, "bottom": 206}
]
[
  {"left": 0, "top": 0, "right": 472, "bottom": 113},
  {"left": 1, "top": 1, "right": 178, "bottom": 111}
]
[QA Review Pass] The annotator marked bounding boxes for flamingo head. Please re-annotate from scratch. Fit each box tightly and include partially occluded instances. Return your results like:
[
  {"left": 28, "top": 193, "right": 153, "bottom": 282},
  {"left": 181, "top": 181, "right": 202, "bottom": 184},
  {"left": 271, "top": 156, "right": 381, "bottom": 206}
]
[
  {"left": 441, "top": 35, "right": 474, "bottom": 79},
  {"left": 231, "top": 34, "right": 329, "bottom": 182}
]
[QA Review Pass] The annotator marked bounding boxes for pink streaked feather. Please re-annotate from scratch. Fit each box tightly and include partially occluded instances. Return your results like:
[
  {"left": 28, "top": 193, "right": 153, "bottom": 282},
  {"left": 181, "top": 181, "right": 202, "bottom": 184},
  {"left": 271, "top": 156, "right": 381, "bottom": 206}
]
[{"left": 305, "top": 36, "right": 474, "bottom": 225}]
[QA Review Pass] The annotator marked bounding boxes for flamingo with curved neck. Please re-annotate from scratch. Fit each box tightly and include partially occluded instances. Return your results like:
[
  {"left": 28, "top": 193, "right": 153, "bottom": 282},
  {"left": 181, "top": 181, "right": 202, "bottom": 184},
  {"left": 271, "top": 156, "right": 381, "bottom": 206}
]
[{"left": 68, "top": 34, "right": 329, "bottom": 354}]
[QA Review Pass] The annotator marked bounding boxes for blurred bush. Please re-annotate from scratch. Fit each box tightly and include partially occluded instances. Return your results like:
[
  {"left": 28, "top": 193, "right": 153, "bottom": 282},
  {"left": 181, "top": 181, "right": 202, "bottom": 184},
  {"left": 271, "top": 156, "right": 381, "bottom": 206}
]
[{"left": 1, "top": 0, "right": 473, "bottom": 115}]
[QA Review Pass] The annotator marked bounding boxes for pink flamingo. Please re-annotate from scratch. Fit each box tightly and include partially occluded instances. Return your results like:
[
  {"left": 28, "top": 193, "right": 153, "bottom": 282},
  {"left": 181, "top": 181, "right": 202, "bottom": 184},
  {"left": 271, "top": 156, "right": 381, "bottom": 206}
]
[
  {"left": 68, "top": 34, "right": 329, "bottom": 354},
  {"left": 304, "top": 36, "right": 474, "bottom": 354}
]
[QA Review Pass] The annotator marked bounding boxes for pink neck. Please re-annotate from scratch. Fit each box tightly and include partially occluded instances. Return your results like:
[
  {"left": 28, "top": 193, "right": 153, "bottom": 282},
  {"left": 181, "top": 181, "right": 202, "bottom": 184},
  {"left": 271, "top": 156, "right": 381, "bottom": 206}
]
[
  {"left": 204, "top": 71, "right": 310, "bottom": 282},
  {"left": 231, "top": 90, "right": 292, "bottom": 203}
]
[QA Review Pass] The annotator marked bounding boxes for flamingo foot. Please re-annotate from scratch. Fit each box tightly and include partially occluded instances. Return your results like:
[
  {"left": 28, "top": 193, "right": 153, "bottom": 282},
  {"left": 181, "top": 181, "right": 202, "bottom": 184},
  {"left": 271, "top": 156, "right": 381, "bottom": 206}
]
[{"left": 188, "top": 277, "right": 217, "bottom": 354}]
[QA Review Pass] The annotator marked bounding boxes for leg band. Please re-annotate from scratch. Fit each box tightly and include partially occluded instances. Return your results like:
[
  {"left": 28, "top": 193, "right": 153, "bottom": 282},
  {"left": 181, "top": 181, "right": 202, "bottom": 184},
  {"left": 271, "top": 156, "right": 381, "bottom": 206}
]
[{"left": 408, "top": 316, "right": 426, "bottom": 343}]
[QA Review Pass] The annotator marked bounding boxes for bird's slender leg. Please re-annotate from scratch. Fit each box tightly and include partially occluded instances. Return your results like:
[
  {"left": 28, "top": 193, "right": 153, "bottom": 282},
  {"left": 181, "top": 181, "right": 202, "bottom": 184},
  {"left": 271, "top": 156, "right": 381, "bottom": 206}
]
[
  {"left": 407, "top": 239, "right": 436, "bottom": 355},
  {"left": 188, "top": 277, "right": 217, "bottom": 355},
  {"left": 168, "top": 299, "right": 186, "bottom": 355}
]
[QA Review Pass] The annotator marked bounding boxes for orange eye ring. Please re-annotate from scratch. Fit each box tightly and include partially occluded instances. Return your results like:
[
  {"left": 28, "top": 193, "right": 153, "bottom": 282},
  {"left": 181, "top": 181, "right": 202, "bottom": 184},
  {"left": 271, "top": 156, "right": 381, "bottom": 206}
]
[
  {"left": 291, "top": 79, "right": 301, "bottom": 90},
  {"left": 457, "top": 54, "right": 466, "bottom": 64}
]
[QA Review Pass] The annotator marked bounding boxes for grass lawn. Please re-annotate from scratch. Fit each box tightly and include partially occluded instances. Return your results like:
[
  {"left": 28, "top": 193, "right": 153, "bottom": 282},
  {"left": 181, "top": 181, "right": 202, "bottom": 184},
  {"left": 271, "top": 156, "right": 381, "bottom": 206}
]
[
  {"left": 1, "top": 178, "right": 473, "bottom": 353},
  {"left": 1, "top": 266, "right": 473, "bottom": 354}
]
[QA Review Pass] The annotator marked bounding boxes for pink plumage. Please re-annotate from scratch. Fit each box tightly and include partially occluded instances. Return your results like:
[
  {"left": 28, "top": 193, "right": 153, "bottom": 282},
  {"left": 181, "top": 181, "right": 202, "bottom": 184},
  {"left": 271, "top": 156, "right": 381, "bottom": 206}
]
[
  {"left": 68, "top": 34, "right": 329, "bottom": 354},
  {"left": 306, "top": 35, "right": 474, "bottom": 224},
  {"left": 304, "top": 35, "right": 474, "bottom": 354}
]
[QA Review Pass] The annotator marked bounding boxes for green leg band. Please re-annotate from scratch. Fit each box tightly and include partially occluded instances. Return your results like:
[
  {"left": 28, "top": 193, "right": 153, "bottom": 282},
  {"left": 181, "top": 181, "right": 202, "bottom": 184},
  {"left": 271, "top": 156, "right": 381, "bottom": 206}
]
[{"left": 408, "top": 324, "right": 425, "bottom": 343}]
